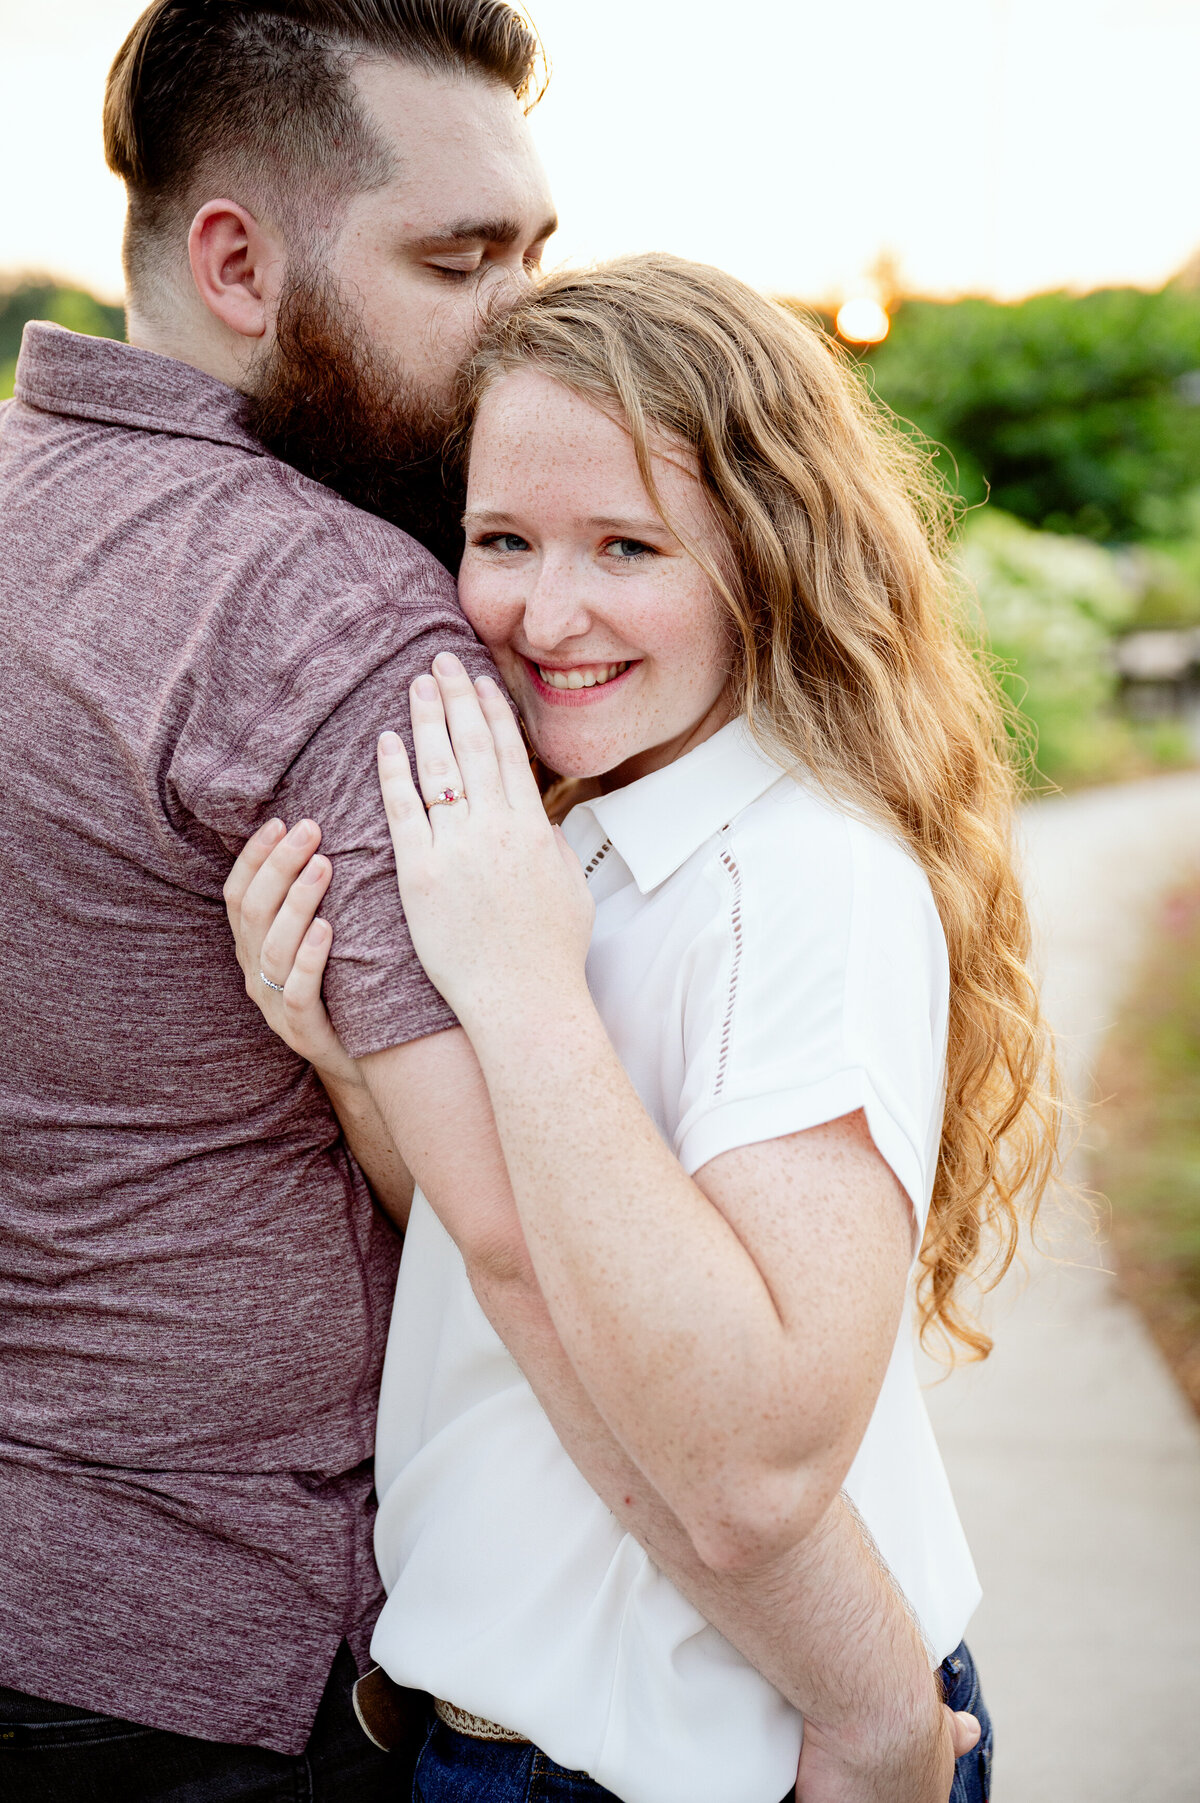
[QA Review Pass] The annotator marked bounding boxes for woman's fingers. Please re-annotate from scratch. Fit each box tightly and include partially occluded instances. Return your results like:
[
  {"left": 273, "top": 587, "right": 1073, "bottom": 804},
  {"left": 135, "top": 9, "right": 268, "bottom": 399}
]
[
  {"left": 235, "top": 820, "right": 322, "bottom": 973},
  {"left": 378, "top": 731, "right": 433, "bottom": 868},
  {"left": 258, "top": 854, "right": 332, "bottom": 989},
  {"left": 409, "top": 671, "right": 467, "bottom": 813},
  {"left": 282, "top": 918, "right": 334, "bottom": 1021},
  {"left": 431, "top": 653, "right": 505, "bottom": 806},
  {"left": 223, "top": 817, "right": 286, "bottom": 936},
  {"left": 475, "top": 675, "right": 544, "bottom": 813}
]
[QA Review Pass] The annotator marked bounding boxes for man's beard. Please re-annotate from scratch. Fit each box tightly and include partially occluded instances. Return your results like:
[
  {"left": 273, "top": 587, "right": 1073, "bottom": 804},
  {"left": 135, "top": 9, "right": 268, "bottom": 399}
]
[{"left": 243, "top": 272, "right": 466, "bottom": 571}]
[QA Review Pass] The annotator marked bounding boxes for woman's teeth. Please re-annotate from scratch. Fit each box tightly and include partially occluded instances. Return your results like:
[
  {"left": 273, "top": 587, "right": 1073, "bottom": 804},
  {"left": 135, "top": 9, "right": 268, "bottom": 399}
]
[{"left": 537, "top": 661, "right": 630, "bottom": 691}]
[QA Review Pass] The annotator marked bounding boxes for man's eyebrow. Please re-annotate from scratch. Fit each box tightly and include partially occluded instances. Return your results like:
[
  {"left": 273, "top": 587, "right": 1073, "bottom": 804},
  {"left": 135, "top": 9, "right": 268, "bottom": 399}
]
[{"left": 415, "top": 213, "right": 558, "bottom": 249}]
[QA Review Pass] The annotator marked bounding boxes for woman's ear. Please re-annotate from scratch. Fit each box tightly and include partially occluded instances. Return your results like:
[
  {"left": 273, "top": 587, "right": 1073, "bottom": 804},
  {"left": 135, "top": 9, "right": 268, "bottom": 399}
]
[{"left": 187, "top": 199, "right": 285, "bottom": 341}]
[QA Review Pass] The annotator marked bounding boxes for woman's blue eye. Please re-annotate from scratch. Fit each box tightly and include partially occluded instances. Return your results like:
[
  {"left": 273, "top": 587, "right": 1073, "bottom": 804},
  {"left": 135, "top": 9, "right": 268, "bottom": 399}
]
[
  {"left": 607, "top": 539, "right": 653, "bottom": 560},
  {"left": 483, "top": 533, "right": 530, "bottom": 553}
]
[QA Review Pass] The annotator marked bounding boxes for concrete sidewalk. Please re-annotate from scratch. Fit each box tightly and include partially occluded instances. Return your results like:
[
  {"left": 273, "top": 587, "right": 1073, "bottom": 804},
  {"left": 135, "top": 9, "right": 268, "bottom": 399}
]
[{"left": 924, "top": 770, "right": 1200, "bottom": 1801}]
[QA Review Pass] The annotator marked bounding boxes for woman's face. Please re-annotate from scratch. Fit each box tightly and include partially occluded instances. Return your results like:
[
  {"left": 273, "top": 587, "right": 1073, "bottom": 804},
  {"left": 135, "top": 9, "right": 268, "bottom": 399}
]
[{"left": 457, "top": 367, "right": 735, "bottom": 787}]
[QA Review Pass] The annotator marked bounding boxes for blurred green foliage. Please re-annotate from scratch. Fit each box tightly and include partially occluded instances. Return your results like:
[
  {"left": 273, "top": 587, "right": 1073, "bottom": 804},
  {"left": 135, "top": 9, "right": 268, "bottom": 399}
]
[
  {"left": 958, "top": 509, "right": 1191, "bottom": 786},
  {"left": 859, "top": 287, "right": 1200, "bottom": 544},
  {"left": 1, "top": 278, "right": 125, "bottom": 400}
]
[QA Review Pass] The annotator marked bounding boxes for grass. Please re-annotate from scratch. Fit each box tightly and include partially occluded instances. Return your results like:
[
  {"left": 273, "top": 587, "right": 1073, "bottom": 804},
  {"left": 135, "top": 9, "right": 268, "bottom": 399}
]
[{"left": 1092, "top": 874, "right": 1200, "bottom": 1413}]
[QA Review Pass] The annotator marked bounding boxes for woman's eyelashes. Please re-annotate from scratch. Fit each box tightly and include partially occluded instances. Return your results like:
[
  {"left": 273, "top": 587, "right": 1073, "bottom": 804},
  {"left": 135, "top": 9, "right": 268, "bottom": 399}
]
[
  {"left": 603, "top": 538, "right": 657, "bottom": 561},
  {"left": 475, "top": 531, "right": 532, "bottom": 553},
  {"left": 472, "top": 533, "right": 659, "bottom": 562}
]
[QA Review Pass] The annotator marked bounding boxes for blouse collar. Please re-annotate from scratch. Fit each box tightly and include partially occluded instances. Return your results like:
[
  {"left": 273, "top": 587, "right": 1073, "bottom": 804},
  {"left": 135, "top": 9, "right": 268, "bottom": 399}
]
[{"left": 565, "top": 718, "right": 787, "bottom": 895}]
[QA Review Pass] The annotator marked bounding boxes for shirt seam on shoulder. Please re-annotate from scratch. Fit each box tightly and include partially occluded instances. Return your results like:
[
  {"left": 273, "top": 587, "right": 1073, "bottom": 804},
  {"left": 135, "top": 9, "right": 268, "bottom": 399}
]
[{"left": 186, "top": 602, "right": 412, "bottom": 805}]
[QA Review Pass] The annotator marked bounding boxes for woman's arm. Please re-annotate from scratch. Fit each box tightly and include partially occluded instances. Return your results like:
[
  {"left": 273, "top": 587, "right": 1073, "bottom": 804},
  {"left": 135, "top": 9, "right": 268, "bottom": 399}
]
[
  {"left": 379, "top": 656, "right": 912, "bottom": 1572},
  {"left": 223, "top": 820, "right": 414, "bottom": 1228},
  {"left": 224, "top": 824, "right": 978, "bottom": 1802}
]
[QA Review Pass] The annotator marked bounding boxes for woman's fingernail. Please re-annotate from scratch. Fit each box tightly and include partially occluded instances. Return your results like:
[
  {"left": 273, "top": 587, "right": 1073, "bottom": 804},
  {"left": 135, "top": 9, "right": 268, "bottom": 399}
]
[
  {"left": 303, "top": 921, "right": 328, "bottom": 946},
  {"left": 301, "top": 856, "right": 326, "bottom": 884},
  {"left": 262, "top": 818, "right": 285, "bottom": 843},
  {"left": 433, "top": 651, "right": 462, "bottom": 673},
  {"left": 475, "top": 676, "right": 500, "bottom": 696},
  {"left": 286, "top": 819, "right": 317, "bottom": 845},
  {"left": 413, "top": 674, "right": 438, "bottom": 699},
  {"left": 379, "top": 730, "right": 403, "bottom": 755}
]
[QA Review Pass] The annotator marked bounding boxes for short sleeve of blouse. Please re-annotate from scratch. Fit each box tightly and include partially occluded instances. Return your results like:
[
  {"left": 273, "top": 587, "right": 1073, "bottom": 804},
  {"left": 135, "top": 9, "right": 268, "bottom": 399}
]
[{"left": 673, "top": 783, "right": 950, "bottom": 1234}]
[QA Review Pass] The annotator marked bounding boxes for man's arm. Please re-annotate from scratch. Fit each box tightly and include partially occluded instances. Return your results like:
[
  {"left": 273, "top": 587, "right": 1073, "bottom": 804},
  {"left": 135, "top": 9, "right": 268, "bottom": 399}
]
[{"left": 361, "top": 1029, "right": 959, "bottom": 1803}]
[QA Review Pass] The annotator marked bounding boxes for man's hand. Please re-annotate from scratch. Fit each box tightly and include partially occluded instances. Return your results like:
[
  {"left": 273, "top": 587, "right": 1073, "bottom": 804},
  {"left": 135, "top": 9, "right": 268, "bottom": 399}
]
[{"left": 794, "top": 1696, "right": 980, "bottom": 1802}]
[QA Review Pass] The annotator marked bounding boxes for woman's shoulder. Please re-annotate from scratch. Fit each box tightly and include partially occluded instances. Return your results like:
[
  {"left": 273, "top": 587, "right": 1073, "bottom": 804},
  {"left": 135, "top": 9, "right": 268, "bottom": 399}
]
[{"left": 721, "top": 772, "right": 939, "bottom": 929}]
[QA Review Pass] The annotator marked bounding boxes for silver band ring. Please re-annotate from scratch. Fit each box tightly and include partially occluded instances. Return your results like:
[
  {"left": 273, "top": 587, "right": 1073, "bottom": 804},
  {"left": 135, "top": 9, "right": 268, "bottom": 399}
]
[
  {"left": 260, "top": 972, "right": 286, "bottom": 993},
  {"left": 427, "top": 787, "right": 466, "bottom": 810}
]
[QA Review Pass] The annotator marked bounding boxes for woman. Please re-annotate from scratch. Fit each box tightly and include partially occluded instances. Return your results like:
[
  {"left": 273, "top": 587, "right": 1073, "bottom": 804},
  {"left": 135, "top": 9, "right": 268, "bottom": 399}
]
[{"left": 226, "top": 257, "right": 1056, "bottom": 1803}]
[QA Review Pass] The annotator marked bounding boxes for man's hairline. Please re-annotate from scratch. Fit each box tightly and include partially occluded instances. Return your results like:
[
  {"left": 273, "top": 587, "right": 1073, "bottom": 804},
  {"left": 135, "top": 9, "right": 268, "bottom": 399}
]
[{"left": 128, "top": 51, "right": 532, "bottom": 308}]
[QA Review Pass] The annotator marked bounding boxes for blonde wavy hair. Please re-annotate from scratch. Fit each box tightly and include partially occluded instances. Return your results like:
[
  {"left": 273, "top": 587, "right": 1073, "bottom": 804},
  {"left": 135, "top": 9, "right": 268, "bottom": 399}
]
[{"left": 462, "top": 254, "right": 1060, "bottom": 1360}]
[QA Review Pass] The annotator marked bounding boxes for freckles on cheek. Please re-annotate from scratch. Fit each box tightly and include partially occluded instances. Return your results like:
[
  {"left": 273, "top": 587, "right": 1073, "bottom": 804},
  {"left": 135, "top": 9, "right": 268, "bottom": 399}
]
[{"left": 456, "top": 582, "right": 515, "bottom": 660}]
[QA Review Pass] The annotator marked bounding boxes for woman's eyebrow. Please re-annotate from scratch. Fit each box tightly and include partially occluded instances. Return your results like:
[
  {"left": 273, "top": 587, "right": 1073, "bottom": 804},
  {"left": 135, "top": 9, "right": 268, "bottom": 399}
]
[
  {"left": 463, "top": 510, "right": 670, "bottom": 536},
  {"left": 587, "top": 516, "right": 670, "bottom": 536}
]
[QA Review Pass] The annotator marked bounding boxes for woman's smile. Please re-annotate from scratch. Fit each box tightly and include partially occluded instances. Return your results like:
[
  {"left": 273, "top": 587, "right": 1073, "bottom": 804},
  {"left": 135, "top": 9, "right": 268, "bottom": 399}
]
[
  {"left": 457, "top": 366, "right": 734, "bottom": 785},
  {"left": 523, "top": 656, "right": 638, "bottom": 701}
]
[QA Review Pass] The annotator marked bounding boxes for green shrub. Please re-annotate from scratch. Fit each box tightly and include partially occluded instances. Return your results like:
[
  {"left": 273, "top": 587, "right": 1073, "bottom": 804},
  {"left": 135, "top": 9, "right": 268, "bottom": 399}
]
[
  {"left": 959, "top": 509, "right": 1191, "bottom": 786},
  {"left": 861, "top": 287, "right": 1200, "bottom": 543}
]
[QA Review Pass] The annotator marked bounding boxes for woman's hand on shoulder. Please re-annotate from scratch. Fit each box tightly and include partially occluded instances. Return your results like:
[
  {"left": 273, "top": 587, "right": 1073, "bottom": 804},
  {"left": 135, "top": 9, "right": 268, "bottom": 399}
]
[
  {"left": 223, "top": 817, "right": 358, "bottom": 1086},
  {"left": 376, "top": 653, "right": 595, "bottom": 1033}
]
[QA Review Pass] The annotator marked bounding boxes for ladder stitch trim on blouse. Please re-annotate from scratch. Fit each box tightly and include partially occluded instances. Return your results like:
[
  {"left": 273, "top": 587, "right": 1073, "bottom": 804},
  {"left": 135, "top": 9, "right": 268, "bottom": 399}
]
[
  {"left": 714, "top": 827, "right": 744, "bottom": 1098},
  {"left": 583, "top": 839, "right": 613, "bottom": 880}
]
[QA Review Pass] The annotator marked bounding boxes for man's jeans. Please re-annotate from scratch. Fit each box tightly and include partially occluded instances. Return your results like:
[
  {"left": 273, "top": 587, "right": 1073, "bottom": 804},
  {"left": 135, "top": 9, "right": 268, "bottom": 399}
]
[
  {"left": 941, "top": 1642, "right": 994, "bottom": 1803},
  {"left": 409, "top": 1641, "right": 993, "bottom": 1803},
  {"left": 0, "top": 1642, "right": 412, "bottom": 1802}
]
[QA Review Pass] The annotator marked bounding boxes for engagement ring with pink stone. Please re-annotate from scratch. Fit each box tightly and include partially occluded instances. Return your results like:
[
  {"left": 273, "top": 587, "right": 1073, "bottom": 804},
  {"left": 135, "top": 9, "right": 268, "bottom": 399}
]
[{"left": 427, "top": 787, "right": 466, "bottom": 809}]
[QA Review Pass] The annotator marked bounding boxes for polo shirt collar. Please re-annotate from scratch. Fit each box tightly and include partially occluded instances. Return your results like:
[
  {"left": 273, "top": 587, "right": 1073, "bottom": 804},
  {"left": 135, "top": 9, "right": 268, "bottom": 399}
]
[
  {"left": 573, "top": 718, "right": 787, "bottom": 894},
  {"left": 14, "top": 322, "right": 268, "bottom": 458}
]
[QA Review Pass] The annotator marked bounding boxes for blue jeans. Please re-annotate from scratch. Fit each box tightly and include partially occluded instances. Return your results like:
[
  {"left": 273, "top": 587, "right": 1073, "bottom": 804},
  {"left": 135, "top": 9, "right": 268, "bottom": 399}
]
[
  {"left": 411, "top": 1642, "right": 993, "bottom": 1803},
  {"left": 941, "top": 1642, "right": 993, "bottom": 1803},
  {"left": 0, "top": 1642, "right": 413, "bottom": 1802}
]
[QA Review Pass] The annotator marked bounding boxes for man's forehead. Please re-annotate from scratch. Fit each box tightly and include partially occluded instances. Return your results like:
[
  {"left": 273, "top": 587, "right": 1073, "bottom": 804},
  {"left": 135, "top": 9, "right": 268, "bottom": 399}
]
[{"left": 350, "top": 58, "right": 554, "bottom": 239}]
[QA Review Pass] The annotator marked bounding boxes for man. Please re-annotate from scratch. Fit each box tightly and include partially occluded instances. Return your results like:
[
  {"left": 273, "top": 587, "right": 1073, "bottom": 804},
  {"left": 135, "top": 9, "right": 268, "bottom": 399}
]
[{"left": 0, "top": 4, "right": 973, "bottom": 1799}]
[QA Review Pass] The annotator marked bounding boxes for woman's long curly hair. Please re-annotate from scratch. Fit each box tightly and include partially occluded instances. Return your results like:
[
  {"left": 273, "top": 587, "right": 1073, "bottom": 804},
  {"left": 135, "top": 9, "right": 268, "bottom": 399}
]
[{"left": 462, "top": 254, "right": 1060, "bottom": 1359}]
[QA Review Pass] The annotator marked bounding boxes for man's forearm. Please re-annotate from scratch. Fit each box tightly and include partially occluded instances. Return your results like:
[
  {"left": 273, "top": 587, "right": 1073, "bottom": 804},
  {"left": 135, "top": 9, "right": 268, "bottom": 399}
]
[{"left": 470, "top": 1261, "right": 944, "bottom": 1790}]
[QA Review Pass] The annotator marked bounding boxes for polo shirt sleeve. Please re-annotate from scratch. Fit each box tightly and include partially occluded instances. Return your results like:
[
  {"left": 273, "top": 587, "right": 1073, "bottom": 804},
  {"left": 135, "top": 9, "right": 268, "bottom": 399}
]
[
  {"left": 177, "top": 502, "right": 498, "bottom": 1060},
  {"left": 263, "top": 618, "right": 497, "bottom": 1059},
  {"left": 672, "top": 798, "right": 950, "bottom": 1235}
]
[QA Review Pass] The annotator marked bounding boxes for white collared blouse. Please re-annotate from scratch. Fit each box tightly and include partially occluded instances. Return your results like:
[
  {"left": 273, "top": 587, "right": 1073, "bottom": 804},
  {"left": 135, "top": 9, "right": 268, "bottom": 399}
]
[{"left": 370, "top": 720, "right": 981, "bottom": 1803}]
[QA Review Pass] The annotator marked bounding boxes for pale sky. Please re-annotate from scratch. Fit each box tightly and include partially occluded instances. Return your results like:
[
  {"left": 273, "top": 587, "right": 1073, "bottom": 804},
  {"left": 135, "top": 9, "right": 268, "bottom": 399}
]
[{"left": 1, "top": 0, "right": 1197, "bottom": 306}]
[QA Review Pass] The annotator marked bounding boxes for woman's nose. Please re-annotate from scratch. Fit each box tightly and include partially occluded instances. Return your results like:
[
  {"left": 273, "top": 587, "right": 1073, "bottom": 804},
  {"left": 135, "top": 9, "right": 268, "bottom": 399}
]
[{"left": 521, "top": 562, "right": 593, "bottom": 650}]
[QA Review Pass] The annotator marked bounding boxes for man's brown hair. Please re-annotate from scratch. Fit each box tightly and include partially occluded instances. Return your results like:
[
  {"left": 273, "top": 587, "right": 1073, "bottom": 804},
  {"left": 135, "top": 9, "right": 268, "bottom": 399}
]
[{"left": 104, "top": 0, "right": 545, "bottom": 294}]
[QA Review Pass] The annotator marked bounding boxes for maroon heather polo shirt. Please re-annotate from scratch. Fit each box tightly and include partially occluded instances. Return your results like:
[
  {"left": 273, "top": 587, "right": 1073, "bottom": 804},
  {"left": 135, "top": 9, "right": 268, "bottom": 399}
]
[{"left": 0, "top": 324, "right": 493, "bottom": 1752}]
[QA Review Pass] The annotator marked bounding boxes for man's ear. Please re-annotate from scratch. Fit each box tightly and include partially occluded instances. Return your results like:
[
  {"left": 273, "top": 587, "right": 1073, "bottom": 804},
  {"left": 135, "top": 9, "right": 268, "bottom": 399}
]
[{"left": 187, "top": 199, "right": 286, "bottom": 341}]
